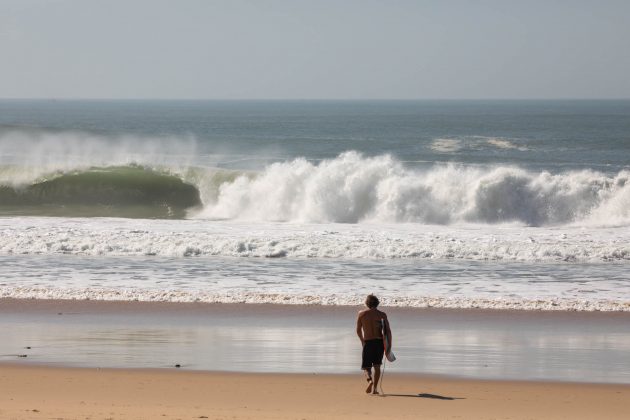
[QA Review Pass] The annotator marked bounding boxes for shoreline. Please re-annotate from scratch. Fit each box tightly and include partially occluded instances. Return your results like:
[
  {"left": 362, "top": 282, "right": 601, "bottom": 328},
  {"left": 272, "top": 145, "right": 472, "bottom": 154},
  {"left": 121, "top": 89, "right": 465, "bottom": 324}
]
[
  {"left": 2, "top": 297, "right": 630, "bottom": 384},
  {"left": 1, "top": 364, "right": 628, "bottom": 420},
  {"left": 3, "top": 296, "right": 630, "bottom": 316},
  {"left": 3, "top": 361, "right": 629, "bottom": 387}
]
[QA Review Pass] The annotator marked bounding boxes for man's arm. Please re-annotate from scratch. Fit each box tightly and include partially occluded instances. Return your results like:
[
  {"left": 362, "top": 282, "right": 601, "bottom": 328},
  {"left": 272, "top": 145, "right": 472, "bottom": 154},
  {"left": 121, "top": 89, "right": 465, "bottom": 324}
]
[{"left": 356, "top": 313, "right": 364, "bottom": 345}]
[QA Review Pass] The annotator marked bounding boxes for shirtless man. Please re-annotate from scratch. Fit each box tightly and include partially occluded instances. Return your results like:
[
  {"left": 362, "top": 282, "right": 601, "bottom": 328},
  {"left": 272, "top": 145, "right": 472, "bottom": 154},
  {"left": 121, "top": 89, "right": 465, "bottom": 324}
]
[{"left": 356, "top": 294, "right": 392, "bottom": 394}]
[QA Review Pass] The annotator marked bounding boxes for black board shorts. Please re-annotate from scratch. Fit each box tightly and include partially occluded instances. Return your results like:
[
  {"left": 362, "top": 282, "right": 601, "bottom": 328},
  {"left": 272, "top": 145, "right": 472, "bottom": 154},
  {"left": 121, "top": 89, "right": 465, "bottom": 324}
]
[{"left": 362, "top": 338, "right": 384, "bottom": 369}]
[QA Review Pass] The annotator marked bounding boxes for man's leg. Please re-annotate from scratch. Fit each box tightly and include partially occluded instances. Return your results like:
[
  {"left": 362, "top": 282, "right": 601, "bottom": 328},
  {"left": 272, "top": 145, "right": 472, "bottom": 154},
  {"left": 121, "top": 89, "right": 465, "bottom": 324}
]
[
  {"left": 364, "top": 368, "right": 373, "bottom": 393},
  {"left": 372, "top": 365, "right": 381, "bottom": 394}
]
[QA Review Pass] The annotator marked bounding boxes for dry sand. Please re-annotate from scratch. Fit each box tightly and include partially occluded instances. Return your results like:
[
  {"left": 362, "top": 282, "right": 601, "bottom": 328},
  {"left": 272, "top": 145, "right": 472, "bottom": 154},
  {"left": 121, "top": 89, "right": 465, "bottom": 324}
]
[{"left": 1, "top": 363, "right": 628, "bottom": 420}]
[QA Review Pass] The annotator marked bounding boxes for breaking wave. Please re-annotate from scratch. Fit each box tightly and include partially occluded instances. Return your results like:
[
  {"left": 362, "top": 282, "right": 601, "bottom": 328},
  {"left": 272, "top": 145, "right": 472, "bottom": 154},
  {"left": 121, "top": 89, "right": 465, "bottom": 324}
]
[
  {"left": 0, "top": 166, "right": 201, "bottom": 218},
  {"left": 1, "top": 151, "right": 629, "bottom": 225},
  {"left": 198, "top": 152, "right": 630, "bottom": 227}
]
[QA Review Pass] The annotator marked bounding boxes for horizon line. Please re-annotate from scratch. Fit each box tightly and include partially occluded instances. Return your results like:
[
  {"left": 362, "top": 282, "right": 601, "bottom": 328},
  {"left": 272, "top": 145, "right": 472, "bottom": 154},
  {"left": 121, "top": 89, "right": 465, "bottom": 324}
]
[{"left": 1, "top": 97, "right": 629, "bottom": 102}]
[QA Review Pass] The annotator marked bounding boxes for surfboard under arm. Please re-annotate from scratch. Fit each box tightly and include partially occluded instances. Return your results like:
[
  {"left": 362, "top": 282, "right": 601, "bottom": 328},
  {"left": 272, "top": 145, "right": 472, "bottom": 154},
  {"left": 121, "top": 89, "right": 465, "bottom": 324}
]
[{"left": 382, "top": 322, "right": 396, "bottom": 362}]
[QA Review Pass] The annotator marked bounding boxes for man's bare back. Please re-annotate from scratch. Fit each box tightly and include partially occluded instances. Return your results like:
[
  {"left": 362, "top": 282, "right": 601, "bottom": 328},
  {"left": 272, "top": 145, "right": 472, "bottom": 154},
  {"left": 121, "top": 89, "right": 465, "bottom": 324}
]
[{"left": 357, "top": 308, "right": 388, "bottom": 341}]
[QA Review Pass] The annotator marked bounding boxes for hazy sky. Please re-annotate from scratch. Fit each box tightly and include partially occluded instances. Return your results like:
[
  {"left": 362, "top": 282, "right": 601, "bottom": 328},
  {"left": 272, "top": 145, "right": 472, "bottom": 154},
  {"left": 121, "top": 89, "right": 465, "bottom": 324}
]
[{"left": 1, "top": 0, "right": 629, "bottom": 99}]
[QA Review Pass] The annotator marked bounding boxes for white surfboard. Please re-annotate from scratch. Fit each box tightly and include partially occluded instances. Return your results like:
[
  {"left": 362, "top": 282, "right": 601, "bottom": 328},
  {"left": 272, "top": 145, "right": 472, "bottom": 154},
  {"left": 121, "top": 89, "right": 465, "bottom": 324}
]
[
  {"left": 384, "top": 335, "right": 396, "bottom": 362},
  {"left": 382, "top": 320, "right": 396, "bottom": 362}
]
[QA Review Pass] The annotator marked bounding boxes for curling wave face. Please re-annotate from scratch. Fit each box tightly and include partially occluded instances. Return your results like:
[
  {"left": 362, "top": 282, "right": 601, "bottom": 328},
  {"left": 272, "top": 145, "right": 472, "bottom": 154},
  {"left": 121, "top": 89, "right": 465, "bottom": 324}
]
[{"left": 0, "top": 166, "right": 201, "bottom": 218}]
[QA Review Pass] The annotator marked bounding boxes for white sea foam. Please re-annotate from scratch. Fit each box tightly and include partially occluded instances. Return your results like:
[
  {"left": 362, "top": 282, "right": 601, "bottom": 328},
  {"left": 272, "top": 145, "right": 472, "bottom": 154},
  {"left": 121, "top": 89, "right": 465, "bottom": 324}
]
[
  {"left": 1, "top": 217, "right": 629, "bottom": 262},
  {"left": 196, "top": 152, "right": 630, "bottom": 227},
  {"left": 485, "top": 137, "right": 528, "bottom": 151},
  {"left": 429, "top": 136, "right": 528, "bottom": 153},
  {"left": 2, "top": 286, "right": 628, "bottom": 312},
  {"left": 430, "top": 138, "right": 463, "bottom": 152}
]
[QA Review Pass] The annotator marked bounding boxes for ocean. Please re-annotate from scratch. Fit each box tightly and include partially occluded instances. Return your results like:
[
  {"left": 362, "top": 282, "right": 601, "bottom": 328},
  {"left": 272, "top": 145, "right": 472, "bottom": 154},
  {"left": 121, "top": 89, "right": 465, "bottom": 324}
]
[{"left": 1, "top": 99, "right": 629, "bottom": 311}]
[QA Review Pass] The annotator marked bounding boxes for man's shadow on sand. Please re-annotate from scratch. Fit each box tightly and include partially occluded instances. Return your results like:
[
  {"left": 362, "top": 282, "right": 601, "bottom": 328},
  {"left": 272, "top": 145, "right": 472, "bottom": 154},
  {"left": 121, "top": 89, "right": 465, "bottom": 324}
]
[{"left": 383, "top": 393, "right": 465, "bottom": 400}]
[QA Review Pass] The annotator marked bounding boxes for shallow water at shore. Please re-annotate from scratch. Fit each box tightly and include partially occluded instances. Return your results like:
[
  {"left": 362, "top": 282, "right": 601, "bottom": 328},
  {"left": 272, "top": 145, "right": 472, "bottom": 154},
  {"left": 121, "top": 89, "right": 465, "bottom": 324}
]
[
  {"left": 1, "top": 300, "right": 629, "bottom": 384},
  {"left": 2, "top": 250, "right": 629, "bottom": 311}
]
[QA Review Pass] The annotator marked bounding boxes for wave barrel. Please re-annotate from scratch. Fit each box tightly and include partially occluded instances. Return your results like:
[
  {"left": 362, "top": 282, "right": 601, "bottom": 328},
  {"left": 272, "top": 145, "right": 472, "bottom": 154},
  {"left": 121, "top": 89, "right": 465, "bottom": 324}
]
[{"left": 0, "top": 166, "right": 201, "bottom": 219}]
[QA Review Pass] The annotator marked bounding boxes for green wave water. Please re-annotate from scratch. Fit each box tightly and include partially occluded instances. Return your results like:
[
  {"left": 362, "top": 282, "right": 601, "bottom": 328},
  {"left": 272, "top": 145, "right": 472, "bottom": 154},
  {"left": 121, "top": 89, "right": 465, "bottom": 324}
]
[{"left": 0, "top": 166, "right": 201, "bottom": 219}]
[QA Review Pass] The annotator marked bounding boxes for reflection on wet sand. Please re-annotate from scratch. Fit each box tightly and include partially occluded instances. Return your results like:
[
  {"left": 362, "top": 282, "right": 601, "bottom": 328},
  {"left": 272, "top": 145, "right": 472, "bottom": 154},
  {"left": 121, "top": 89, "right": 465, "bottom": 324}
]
[{"left": 1, "top": 301, "right": 629, "bottom": 383}]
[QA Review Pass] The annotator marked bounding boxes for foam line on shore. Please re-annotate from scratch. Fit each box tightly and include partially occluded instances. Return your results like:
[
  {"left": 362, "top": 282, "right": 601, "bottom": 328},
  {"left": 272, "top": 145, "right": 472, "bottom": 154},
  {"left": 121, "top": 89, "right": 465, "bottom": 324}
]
[{"left": 2, "top": 287, "right": 628, "bottom": 312}]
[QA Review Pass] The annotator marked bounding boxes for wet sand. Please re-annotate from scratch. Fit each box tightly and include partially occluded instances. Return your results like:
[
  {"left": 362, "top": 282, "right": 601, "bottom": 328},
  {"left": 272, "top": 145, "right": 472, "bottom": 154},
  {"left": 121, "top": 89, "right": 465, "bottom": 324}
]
[
  {"left": 1, "top": 298, "right": 629, "bottom": 383},
  {"left": 1, "top": 363, "right": 628, "bottom": 420}
]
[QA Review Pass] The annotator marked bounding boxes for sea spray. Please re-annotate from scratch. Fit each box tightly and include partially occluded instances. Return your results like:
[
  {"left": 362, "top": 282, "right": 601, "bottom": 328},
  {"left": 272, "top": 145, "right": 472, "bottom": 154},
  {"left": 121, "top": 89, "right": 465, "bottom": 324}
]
[
  {"left": 0, "top": 128, "right": 197, "bottom": 187},
  {"left": 197, "top": 152, "right": 630, "bottom": 227}
]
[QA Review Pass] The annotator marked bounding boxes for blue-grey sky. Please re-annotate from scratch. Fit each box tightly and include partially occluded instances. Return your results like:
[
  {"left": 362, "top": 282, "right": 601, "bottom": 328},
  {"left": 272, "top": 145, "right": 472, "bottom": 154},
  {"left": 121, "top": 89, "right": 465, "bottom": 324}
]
[{"left": 1, "top": 0, "right": 629, "bottom": 99}]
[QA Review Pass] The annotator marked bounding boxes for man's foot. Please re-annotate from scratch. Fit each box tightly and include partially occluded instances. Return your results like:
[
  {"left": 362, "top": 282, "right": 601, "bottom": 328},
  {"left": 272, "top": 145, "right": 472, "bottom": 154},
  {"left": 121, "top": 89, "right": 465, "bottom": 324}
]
[
  {"left": 372, "top": 390, "right": 380, "bottom": 395},
  {"left": 365, "top": 377, "right": 373, "bottom": 394}
]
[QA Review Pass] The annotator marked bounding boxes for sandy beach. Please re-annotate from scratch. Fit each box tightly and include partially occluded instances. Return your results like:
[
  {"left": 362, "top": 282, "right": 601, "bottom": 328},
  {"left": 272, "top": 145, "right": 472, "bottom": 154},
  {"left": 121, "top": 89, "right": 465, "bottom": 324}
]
[
  {"left": 2, "top": 299, "right": 629, "bottom": 418},
  {"left": 1, "top": 363, "right": 628, "bottom": 420}
]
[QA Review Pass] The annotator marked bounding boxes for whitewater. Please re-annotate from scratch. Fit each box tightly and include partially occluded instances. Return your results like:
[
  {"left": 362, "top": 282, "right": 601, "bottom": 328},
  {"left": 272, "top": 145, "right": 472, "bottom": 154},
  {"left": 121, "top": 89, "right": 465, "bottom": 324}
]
[
  {"left": 1, "top": 99, "right": 629, "bottom": 311},
  {"left": 2, "top": 152, "right": 629, "bottom": 226}
]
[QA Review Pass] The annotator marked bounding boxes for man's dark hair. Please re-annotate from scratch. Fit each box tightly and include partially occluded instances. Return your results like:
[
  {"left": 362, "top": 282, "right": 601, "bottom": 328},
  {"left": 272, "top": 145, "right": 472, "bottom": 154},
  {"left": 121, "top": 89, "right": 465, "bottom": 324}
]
[{"left": 365, "top": 294, "right": 379, "bottom": 308}]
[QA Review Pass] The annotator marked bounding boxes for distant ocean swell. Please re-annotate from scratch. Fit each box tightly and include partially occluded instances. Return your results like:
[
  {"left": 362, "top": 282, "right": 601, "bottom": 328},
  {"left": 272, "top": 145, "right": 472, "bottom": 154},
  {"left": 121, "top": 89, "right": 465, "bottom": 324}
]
[{"left": 2, "top": 151, "right": 629, "bottom": 226}]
